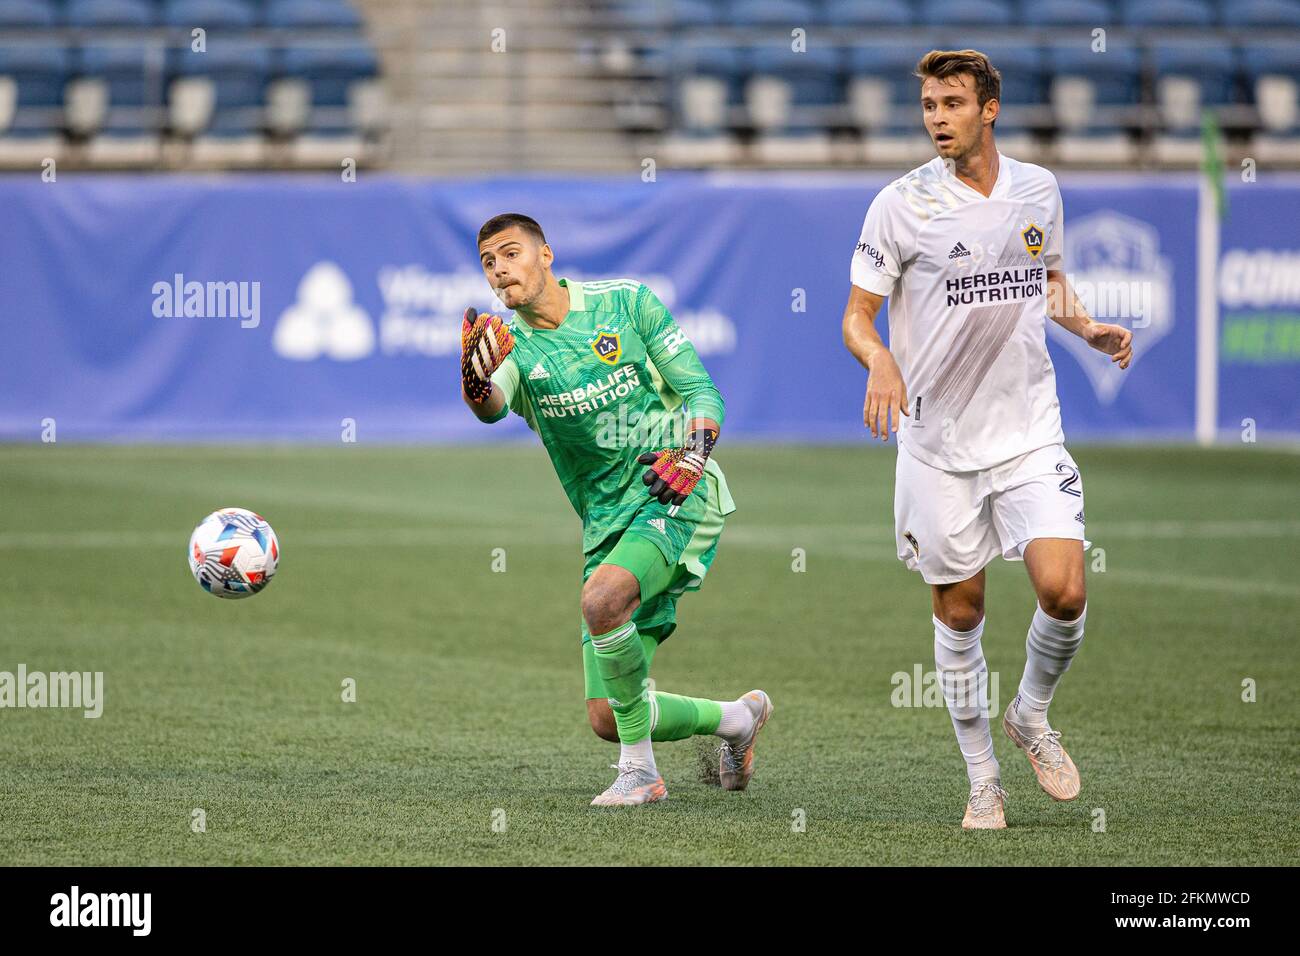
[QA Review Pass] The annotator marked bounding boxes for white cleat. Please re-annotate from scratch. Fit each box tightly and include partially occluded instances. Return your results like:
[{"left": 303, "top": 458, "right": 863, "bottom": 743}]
[
  {"left": 962, "top": 780, "right": 1008, "bottom": 830},
  {"left": 1003, "top": 699, "right": 1081, "bottom": 802},
  {"left": 719, "top": 690, "right": 774, "bottom": 791},
  {"left": 590, "top": 763, "right": 668, "bottom": 807}
]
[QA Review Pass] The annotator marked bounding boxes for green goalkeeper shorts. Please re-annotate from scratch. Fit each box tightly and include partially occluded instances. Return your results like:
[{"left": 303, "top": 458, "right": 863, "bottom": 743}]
[{"left": 580, "top": 467, "right": 728, "bottom": 699}]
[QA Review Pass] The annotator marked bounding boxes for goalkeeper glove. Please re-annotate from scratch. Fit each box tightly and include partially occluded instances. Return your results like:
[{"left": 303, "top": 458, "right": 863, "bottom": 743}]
[
  {"left": 460, "top": 307, "right": 514, "bottom": 403},
  {"left": 637, "top": 427, "right": 718, "bottom": 512}
]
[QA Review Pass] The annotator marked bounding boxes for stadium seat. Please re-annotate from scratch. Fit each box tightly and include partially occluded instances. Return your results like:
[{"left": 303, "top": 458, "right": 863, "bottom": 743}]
[
  {"left": 1022, "top": 0, "right": 1114, "bottom": 27},
  {"left": 161, "top": 0, "right": 259, "bottom": 30},
  {"left": 823, "top": 0, "right": 912, "bottom": 26},
  {"left": 919, "top": 0, "right": 1012, "bottom": 27},
  {"left": 278, "top": 43, "right": 377, "bottom": 132},
  {"left": 1243, "top": 41, "right": 1300, "bottom": 162},
  {"left": 745, "top": 45, "right": 840, "bottom": 163},
  {"left": 662, "top": 43, "right": 743, "bottom": 165},
  {"left": 846, "top": 42, "right": 939, "bottom": 164},
  {"left": 0, "top": 42, "right": 69, "bottom": 166},
  {"left": 664, "top": 0, "right": 720, "bottom": 28},
  {"left": 64, "top": 0, "right": 157, "bottom": 27},
  {"left": 275, "top": 42, "right": 381, "bottom": 165},
  {"left": 70, "top": 44, "right": 165, "bottom": 163},
  {"left": 1220, "top": 0, "right": 1300, "bottom": 27},
  {"left": 940, "top": 41, "right": 1046, "bottom": 161},
  {"left": 0, "top": 0, "right": 57, "bottom": 28},
  {"left": 1150, "top": 41, "right": 1238, "bottom": 164},
  {"left": 726, "top": 0, "right": 818, "bottom": 27},
  {"left": 263, "top": 0, "right": 361, "bottom": 29},
  {"left": 1046, "top": 41, "right": 1140, "bottom": 164},
  {"left": 1119, "top": 0, "right": 1214, "bottom": 27},
  {"left": 169, "top": 39, "right": 270, "bottom": 164}
]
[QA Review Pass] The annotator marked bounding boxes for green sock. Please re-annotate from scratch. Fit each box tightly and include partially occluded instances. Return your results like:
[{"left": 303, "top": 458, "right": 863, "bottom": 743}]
[
  {"left": 590, "top": 621, "right": 651, "bottom": 743},
  {"left": 651, "top": 692, "right": 723, "bottom": 741}
]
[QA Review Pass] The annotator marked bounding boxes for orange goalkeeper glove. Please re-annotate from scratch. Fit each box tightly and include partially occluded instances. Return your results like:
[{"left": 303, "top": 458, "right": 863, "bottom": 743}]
[
  {"left": 638, "top": 427, "right": 717, "bottom": 511},
  {"left": 460, "top": 307, "right": 514, "bottom": 403}
]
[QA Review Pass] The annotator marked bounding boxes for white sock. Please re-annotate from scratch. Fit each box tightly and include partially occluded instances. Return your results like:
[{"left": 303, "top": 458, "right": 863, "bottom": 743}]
[
  {"left": 934, "top": 616, "right": 1000, "bottom": 786},
  {"left": 715, "top": 699, "right": 751, "bottom": 740},
  {"left": 619, "top": 738, "right": 657, "bottom": 774},
  {"left": 1014, "top": 604, "right": 1087, "bottom": 728}
]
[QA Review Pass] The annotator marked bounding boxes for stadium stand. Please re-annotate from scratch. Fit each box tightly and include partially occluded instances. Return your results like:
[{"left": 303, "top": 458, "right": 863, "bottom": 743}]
[
  {"left": 0, "top": 0, "right": 1298, "bottom": 170},
  {"left": 0, "top": 0, "right": 387, "bottom": 169}
]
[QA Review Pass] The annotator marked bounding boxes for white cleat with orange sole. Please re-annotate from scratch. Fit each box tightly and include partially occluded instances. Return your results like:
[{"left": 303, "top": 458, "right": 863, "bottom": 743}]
[
  {"left": 1002, "top": 700, "right": 1081, "bottom": 801},
  {"left": 719, "top": 690, "right": 774, "bottom": 791},
  {"left": 962, "top": 780, "right": 1008, "bottom": 830},
  {"left": 590, "top": 763, "right": 668, "bottom": 807}
]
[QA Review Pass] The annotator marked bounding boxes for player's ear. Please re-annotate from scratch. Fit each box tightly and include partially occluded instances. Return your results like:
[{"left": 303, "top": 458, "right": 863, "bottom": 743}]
[
  {"left": 984, "top": 97, "right": 999, "bottom": 127},
  {"left": 540, "top": 242, "right": 553, "bottom": 269}
]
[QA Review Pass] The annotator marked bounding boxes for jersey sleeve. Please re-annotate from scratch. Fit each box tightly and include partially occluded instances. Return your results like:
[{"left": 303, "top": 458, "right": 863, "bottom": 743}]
[
  {"left": 633, "top": 283, "right": 725, "bottom": 426},
  {"left": 485, "top": 355, "right": 522, "bottom": 424},
  {"left": 850, "top": 186, "right": 908, "bottom": 296},
  {"left": 1042, "top": 175, "right": 1065, "bottom": 270}
]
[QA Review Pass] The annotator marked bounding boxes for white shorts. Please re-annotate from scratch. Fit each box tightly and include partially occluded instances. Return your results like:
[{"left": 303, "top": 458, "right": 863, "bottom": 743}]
[{"left": 894, "top": 442, "right": 1090, "bottom": 585}]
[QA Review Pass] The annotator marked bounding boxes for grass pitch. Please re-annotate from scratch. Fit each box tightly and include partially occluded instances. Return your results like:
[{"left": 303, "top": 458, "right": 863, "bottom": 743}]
[{"left": 1, "top": 443, "right": 1297, "bottom": 865}]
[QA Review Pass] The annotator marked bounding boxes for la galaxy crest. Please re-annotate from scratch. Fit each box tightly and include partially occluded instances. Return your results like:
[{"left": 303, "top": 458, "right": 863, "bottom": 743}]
[
  {"left": 589, "top": 327, "right": 622, "bottom": 365},
  {"left": 1020, "top": 222, "right": 1044, "bottom": 259}
]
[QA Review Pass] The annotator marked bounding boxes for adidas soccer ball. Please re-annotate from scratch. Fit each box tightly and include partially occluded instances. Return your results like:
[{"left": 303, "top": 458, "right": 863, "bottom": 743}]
[{"left": 187, "top": 508, "right": 279, "bottom": 599}]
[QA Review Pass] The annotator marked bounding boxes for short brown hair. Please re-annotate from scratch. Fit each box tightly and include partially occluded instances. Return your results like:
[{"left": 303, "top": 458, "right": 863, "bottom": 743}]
[
  {"left": 477, "top": 213, "right": 547, "bottom": 247},
  {"left": 914, "top": 49, "right": 1002, "bottom": 115}
]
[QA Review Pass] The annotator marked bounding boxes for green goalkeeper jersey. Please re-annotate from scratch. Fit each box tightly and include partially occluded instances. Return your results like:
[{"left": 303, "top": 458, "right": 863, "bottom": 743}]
[{"left": 489, "top": 277, "right": 735, "bottom": 554}]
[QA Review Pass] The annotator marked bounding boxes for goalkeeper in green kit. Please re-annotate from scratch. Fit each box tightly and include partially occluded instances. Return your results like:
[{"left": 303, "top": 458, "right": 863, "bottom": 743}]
[{"left": 462, "top": 213, "right": 774, "bottom": 807}]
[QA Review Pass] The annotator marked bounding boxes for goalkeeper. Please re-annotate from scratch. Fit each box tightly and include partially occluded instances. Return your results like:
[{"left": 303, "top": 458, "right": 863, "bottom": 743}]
[{"left": 462, "top": 213, "right": 773, "bottom": 807}]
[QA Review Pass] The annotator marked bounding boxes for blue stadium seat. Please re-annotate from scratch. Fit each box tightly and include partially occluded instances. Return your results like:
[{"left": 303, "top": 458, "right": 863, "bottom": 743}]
[
  {"left": 666, "top": 0, "right": 720, "bottom": 27},
  {"left": 1120, "top": 0, "right": 1214, "bottom": 27},
  {"left": 670, "top": 43, "right": 742, "bottom": 135},
  {"left": 823, "top": 0, "right": 912, "bottom": 26},
  {"left": 1242, "top": 40, "right": 1300, "bottom": 81},
  {"left": 847, "top": 42, "right": 941, "bottom": 132},
  {"left": 726, "top": 0, "right": 817, "bottom": 27},
  {"left": 76, "top": 44, "right": 163, "bottom": 133},
  {"left": 161, "top": 0, "right": 259, "bottom": 29},
  {"left": 947, "top": 42, "right": 1045, "bottom": 133},
  {"left": 1221, "top": 0, "right": 1300, "bottom": 27},
  {"left": 1046, "top": 40, "right": 1140, "bottom": 145},
  {"left": 1022, "top": 0, "right": 1114, "bottom": 27},
  {"left": 1152, "top": 40, "right": 1237, "bottom": 107},
  {"left": 746, "top": 44, "right": 840, "bottom": 132},
  {"left": 263, "top": 0, "right": 360, "bottom": 29},
  {"left": 0, "top": 0, "right": 57, "bottom": 27},
  {"left": 0, "top": 42, "right": 70, "bottom": 135},
  {"left": 64, "top": 0, "right": 157, "bottom": 27},
  {"left": 919, "top": 0, "right": 1012, "bottom": 26},
  {"left": 279, "top": 42, "right": 377, "bottom": 133},
  {"left": 171, "top": 39, "right": 270, "bottom": 134}
]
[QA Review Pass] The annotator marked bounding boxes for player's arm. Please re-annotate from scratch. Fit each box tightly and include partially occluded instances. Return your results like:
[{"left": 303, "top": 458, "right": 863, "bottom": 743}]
[
  {"left": 460, "top": 308, "right": 516, "bottom": 421},
  {"left": 1045, "top": 270, "right": 1133, "bottom": 370},
  {"left": 634, "top": 284, "right": 723, "bottom": 507},
  {"left": 843, "top": 284, "right": 908, "bottom": 440}
]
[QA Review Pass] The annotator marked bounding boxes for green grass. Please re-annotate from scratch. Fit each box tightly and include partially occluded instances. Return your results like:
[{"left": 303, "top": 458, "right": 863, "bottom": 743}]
[{"left": 0, "top": 443, "right": 1297, "bottom": 865}]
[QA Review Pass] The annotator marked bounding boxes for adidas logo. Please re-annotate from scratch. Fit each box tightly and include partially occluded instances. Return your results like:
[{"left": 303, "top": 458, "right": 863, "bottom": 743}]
[
  {"left": 647, "top": 518, "right": 666, "bottom": 534},
  {"left": 1074, "top": 509, "right": 1085, "bottom": 524},
  {"left": 948, "top": 242, "right": 971, "bottom": 259},
  {"left": 528, "top": 362, "right": 549, "bottom": 380}
]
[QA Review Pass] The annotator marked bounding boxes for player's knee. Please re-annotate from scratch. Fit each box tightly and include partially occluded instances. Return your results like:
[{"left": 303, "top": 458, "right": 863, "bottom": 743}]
[
  {"left": 587, "top": 699, "right": 619, "bottom": 742},
  {"left": 581, "top": 577, "right": 634, "bottom": 636},
  {"left": 1039, "top": 580, "right": 1086, "bottom": 621},
  {"left": 936, "top": 600, "right": 985, "bottom": 633}
]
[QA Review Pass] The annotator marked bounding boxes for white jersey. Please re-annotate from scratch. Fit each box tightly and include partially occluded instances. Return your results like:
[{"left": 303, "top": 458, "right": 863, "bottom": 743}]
[{"left": 851, "top": 153, "right": 1066, "bottom": 472}]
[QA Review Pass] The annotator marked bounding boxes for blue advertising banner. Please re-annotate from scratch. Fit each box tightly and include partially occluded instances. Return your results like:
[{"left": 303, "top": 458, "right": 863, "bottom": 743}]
[
  {"left": 0, "top": 171, "right": 1290, "bottom": 442},
  {"left": 1218, "top": 180, "right": 1300, "bottom": 435}
]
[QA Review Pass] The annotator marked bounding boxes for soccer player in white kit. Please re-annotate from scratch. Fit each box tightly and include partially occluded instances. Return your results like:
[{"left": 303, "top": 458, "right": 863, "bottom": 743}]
[{"left": 842, "top": 50, "right": 1133, "bottom": 829}]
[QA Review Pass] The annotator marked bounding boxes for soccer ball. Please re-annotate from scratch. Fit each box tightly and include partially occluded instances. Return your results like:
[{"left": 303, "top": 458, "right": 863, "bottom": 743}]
[{"left": 187, "top": 508, "right": 279, "bottom": 599}]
